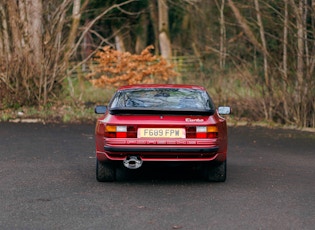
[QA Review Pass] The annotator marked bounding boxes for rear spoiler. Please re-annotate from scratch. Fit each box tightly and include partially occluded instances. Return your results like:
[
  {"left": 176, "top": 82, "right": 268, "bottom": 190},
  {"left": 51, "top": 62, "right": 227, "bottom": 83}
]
[{"left": 109, "top": 107, "right": 215, "bottom": 116}]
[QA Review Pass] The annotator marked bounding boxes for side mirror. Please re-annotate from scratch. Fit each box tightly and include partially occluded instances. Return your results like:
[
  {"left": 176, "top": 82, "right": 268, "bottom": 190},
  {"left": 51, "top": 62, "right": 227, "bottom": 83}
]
[
  {"left": 218, "top": 106, "right": 231, "bottom": 115},
  {"left": 95, "top": 105, "right": 107, "bottom": 114}
]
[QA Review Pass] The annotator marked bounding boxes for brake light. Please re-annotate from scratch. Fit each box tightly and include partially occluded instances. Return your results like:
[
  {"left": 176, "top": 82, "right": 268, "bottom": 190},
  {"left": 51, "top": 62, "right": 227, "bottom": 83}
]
[
  {"left": 104, "top": 125, "right": 137, "bottom": 138},
  {"left": 186, "top": 126, "right": 218, "bottom": 138}
]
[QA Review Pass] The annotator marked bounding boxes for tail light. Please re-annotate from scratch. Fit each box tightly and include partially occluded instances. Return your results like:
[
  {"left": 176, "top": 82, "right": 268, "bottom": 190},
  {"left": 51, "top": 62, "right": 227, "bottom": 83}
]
[
  {"left": 186, "top": 126, "right": 218, "bottom": 138},
  {"left": 104, "top": 125, "right": 137, "bottom": 138}
]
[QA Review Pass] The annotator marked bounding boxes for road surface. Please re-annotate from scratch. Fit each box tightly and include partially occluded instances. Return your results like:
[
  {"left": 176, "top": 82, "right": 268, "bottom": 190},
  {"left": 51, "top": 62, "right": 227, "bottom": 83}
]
[{"left": 0, "top": 122, "right": 314, "bottom": 229}]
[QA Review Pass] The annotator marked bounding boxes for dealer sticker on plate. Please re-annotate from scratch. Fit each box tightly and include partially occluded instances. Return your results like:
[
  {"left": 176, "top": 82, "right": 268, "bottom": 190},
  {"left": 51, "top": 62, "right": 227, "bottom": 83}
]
[{"left": 138, "top": 128, "right": 185, "bottom": 138}]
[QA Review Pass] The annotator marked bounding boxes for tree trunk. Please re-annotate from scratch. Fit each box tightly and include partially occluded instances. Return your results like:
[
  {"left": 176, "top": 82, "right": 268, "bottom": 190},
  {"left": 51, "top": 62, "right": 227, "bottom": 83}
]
[
  {"left": 149, "top": 0, "right": 159, "bottom": 55},
  {"left": 5, "top": 1, "right": 22, "bottom": 56},
  {"left": 113, "top": 28, "right": 126, "bottom": 52},
  {"left": 135, "top": 13, "right": 148, "bottom": 54},
  {"left": 0, "top": 4, "right": 11, "bottom": 60},
  {"left": 282, "top": 0, "right": 289, "bottom": 119},
  {"left": 66, "top": 0, "right": 81, "bottom": 57},
  {"left": 289, "top": 0, "right": 305, "bottom": 125},
  {"left": 26, "top": 0, "right": 43, "bottom": 65},
  {"left": 218, "top": 0, "right": 226, "bottom": 70},
  {"left": 158, "top": 0, "right": 172, "bottom": 62},
  {"left": 227, "top": 0, "right": 266, "bottom": 56},
  {"left": 296, "top": 0, "right": 304, "bottom": 103},
  {"left": 254, "top": 0, "right": 271, "bottom": 119},
  {"left": 254, "top": 0, "right": 269, "bottom": 89}
]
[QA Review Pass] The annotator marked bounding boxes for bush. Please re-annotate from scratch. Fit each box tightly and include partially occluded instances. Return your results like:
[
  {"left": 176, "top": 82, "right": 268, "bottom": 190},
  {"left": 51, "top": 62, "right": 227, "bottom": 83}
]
[{"left": 86, "top": 46, "right": 179, "bottom": 88}]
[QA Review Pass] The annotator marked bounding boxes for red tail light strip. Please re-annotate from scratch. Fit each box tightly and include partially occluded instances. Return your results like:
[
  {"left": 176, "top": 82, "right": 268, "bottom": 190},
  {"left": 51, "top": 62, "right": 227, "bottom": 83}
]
[{"left": 104, "top": 125, "right": 218, "bottom": 138}]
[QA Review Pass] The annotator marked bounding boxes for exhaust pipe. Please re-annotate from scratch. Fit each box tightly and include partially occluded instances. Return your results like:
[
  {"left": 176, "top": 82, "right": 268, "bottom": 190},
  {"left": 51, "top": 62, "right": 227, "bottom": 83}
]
[{"left": 123, "top": 156, "right": 143, "bottom": 169}]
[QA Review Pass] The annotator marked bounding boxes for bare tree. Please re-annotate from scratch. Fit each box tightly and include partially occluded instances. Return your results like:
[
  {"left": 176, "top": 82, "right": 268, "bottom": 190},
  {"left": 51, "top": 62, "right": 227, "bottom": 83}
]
[
  {"left": 227, "top": 0, "right": 266, "bottom": 55},
  {"left": 254, "top": 0, "right": 272, "bottom": 119},
  {"left": 225, "top": 0, "right": 315, "bottom": 127},
  {"left": 288, "top": 0, "right": 314, "bottom": 127},
  {"left": 228, "top": 0, "right": 272, "bottom": 119},
  {"left": 0, "top": 0, "right": 136, "bottom": 107}
]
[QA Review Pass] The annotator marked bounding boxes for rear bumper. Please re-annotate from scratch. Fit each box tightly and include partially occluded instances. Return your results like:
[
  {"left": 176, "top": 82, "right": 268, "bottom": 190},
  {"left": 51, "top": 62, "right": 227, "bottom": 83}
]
[
  {"left": 96, "top": 138, "right": 225, "bottom": 162},
  {"left": 97, "top": 146, "right": 220, "bottom": 162},
  {"left": 104, "top": 146, "right": 219, "bottom": 153}
]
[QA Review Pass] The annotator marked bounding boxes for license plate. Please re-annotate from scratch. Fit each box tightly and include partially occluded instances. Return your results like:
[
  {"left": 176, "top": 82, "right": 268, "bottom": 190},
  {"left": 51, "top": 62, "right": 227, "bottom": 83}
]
[{"left": 138, "top": 128, "right": 185, "bottom": 138}]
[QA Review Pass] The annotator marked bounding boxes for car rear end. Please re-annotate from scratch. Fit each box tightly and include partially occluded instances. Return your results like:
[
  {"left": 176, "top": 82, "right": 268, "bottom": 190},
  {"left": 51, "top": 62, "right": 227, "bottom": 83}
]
[
  {"left": 94, "top": 85, "right": 229, "bottom": 182},
  {"left": 96, "top": 113, "right": 227, "bottom": 162}
]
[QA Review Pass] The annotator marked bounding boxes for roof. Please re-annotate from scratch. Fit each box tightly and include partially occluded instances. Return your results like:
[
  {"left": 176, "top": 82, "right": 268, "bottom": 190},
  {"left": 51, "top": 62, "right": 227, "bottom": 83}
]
[{"left": 117, "top": 84, "right": 206, "bottom": 91}]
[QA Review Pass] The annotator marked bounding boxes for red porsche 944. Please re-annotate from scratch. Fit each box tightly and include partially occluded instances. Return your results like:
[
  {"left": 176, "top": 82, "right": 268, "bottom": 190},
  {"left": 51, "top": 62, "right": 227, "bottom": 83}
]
[{"left": 95, "top": 84, "right": 230, "bottom": 182}]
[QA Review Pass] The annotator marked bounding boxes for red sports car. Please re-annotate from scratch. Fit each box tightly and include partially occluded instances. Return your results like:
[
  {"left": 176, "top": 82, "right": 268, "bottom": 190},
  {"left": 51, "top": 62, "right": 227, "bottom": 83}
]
[{"left": 94, "top": 84, "right": 230, "bottom": 182}]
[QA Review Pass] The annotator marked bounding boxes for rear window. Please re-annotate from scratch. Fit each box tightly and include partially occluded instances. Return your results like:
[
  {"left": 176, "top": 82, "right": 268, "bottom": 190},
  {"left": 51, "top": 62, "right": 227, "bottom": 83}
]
[{"left": 110, "top": 88, "right": 213, "bottom": 111}]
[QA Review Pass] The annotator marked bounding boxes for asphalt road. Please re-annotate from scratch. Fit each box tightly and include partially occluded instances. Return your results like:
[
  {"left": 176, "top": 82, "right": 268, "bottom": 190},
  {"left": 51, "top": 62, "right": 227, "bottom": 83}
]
[{"left": 0, "top": 122, "right": 314, "bottom": 230}]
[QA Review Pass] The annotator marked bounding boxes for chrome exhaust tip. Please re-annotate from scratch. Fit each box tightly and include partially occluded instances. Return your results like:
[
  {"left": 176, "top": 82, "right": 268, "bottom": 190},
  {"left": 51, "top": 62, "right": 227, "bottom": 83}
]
[{"left": 123, "top": 156, "right": 143, "bottom": 169}]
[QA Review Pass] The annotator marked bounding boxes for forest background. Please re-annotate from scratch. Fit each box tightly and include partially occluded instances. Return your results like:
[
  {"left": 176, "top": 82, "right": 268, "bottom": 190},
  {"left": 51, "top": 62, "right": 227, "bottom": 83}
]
[{"left": 0, "top": 0, "right": 314, "bottom": 128}]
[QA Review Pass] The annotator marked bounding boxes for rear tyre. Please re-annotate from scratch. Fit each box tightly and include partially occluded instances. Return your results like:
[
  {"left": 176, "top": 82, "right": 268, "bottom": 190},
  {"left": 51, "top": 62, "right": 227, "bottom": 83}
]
[
  {"left": 96, "top": 159, "right": 116, "bottom": 182},
  {"left": 204, "top": 160, "right": 226, "bottom": 182}
]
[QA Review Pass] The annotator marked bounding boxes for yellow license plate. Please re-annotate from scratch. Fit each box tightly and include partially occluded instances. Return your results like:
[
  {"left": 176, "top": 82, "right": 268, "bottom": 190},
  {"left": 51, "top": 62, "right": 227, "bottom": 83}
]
[{"left": 138, "top": 128, "right": 185, "bottom": 138}]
